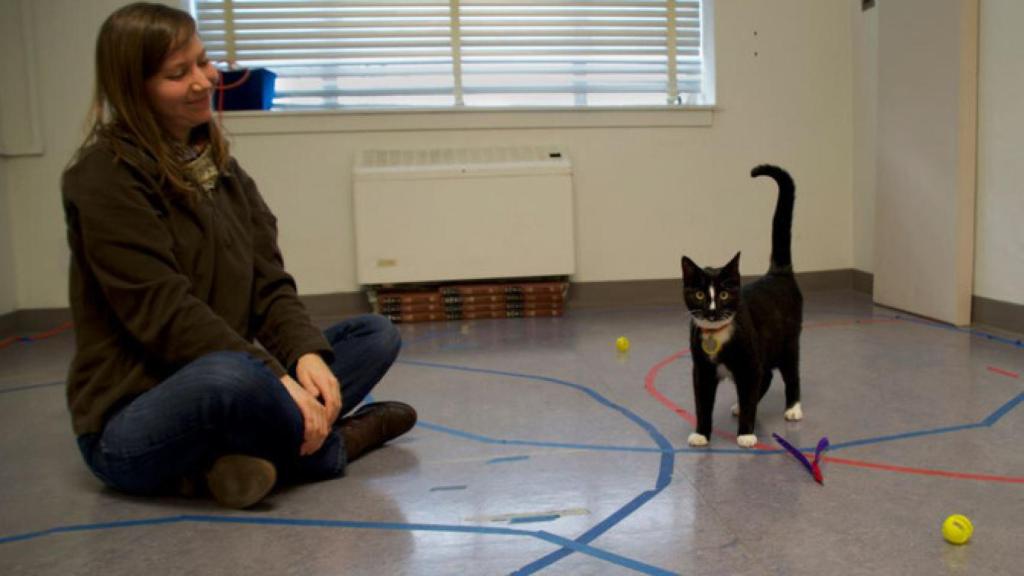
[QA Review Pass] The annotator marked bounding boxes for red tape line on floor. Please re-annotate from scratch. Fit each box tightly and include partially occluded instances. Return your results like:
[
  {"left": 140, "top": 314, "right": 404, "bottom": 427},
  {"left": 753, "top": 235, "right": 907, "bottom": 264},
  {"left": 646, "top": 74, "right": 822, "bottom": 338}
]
[
  {"left": 646, "top": 335, "right": 1024, "bottom": 484},
  {"left": 0, "top": 321, "right": 73, "bottom": 350},
  {"left": 986, "top": 366, "right": 1020, "bottom": 379},
  {"left": 822, "top": 455, "right": 1024, "bottom": 484}
]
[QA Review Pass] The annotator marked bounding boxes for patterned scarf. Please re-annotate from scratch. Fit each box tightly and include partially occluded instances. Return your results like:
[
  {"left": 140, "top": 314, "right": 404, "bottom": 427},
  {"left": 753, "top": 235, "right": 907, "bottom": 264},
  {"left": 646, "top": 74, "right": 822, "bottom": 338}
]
[
  {"left": 172, "top": 141, "right": 219, "bottom": 198},
  {"left": 184, "top": 144, "right": 219, "bottom": 197}
]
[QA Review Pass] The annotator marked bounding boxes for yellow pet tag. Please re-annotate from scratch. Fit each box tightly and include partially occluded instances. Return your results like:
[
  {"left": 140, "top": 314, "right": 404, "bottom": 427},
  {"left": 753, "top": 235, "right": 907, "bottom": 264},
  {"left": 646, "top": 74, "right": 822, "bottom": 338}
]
[{"left": 701, "top": 335, "right": 720, "bottom": 355}]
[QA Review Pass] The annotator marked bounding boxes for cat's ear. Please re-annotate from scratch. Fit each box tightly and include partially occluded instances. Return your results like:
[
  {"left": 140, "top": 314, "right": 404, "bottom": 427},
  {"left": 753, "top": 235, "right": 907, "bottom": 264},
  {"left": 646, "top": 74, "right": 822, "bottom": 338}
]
[
  {"left": 681, "top": 256, "right": 701, "bottom": 282},
  {"left": 723, "top": 252, "right": 741, "bottom": 276}
]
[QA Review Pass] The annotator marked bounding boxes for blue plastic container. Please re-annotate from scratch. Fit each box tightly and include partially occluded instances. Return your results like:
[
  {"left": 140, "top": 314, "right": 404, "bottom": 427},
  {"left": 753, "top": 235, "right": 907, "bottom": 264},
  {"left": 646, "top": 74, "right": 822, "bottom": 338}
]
[{"left": 217, "top": 68, "right": 276, "bottom": 111}]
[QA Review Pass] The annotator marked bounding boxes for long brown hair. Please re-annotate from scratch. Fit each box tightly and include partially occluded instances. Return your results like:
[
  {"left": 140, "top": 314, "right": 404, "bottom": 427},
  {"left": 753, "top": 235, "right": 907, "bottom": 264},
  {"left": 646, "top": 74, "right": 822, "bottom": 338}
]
[{"left": 78, "top": 2, "right": 229, "bottom": 196}]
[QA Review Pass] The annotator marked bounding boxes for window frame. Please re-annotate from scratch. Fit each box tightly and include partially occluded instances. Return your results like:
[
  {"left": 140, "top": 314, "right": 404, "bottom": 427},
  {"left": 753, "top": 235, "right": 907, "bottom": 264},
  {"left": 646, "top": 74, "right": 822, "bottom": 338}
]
[{"left": 190, "top": 0, "right": 716, "bottom": 114}]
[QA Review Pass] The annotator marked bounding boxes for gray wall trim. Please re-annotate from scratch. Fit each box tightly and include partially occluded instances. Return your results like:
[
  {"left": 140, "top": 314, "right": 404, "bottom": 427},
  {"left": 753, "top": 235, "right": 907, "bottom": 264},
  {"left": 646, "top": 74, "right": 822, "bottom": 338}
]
[
  {"left": 852, "top": 270, "right": 874, "bottom": 294},
  {"left": 570, "top": 279, "right": 681, "bottom": 309},
  {"left": 5, "top": 270, "right": 1021, "bottom": 337},
  {"left": 972, "top": 295, "right": 1024, "bottom": 335},
  {"left": 793, "top": 269, "right": 855, "bottom": 292},
  {"left": 842, "top": 270, "right": 1024, "bottom": 334},
  {"left": 0, "top": 295, "right": 371, "bottom": 339},
  {"left": 569, "top": 269, "right": 862, "bottom": 309},
  {"left": 0, "top": 311, "right": 15, "bottom": 338},
  {"left": 300, "top": 292, "right": 371, "bottom": 318},
  {"left": 2, "top": 308, "right": 72, "bottom": 336}
]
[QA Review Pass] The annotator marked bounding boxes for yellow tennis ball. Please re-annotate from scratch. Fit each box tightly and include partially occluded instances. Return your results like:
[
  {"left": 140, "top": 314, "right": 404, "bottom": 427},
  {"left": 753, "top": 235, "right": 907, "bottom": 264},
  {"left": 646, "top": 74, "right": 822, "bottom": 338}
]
[
  {"left": 942, "top": 514, "right": 973, "bottom": 545},
  {"left": 615, "top": 336, "right": 630, "bottom": 352}
]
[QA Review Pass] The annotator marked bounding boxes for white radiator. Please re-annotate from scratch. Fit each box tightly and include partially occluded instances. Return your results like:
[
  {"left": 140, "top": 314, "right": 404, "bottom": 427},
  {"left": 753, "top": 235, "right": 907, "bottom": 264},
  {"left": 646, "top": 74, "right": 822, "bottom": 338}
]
[{"left": 353, "top": 146, "right": 575, "bottom": 285}]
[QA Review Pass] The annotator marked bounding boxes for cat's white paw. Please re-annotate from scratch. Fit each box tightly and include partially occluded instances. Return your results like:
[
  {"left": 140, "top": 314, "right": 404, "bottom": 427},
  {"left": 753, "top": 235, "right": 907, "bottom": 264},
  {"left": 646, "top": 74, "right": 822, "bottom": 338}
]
[
  {"left": 737, "top": 434, "right": 758, "bottom": 448},
  {"left": 784, "top": 402, "right": 803, "bottom": 422},
  {"left": 688, "top": 433, "right": 709, "bottom": 447},
  {"left": 731, "top": 403, "right": 740, "bottom": 417}
]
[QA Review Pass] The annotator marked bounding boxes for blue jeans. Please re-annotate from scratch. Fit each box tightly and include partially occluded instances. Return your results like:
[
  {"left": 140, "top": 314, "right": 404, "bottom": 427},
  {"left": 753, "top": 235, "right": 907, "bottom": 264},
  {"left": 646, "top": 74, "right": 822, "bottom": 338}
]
[{"left": 77, "top": 315, "right": 401, "bottom": 496}]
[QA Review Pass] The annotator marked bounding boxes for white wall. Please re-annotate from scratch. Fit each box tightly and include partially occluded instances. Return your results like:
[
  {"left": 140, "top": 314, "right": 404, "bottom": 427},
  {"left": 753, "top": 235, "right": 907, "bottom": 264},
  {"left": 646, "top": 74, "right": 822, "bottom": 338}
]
[
  {"left": 0, "top": 0, "right": 43, "bottom": 157},
  {"left": 0, "top": 159, "right": 14, "bottom": 316},
  {"left": 853, "top": 0, "right": 1024, "bottom": 309},
  {"left": 975, "top": 0, "right": 1024, "bottom": 305},
  {"left": 4, "top": 0, "right": 122, "bottom": 312},
  {"left": 5, "top": 0, "right": 854, "bottom": 309},
  {"left": 873, "top": 0, "right": 977, "bottom": 326},
  {"left": 0, "top": 0, "right": 43, "bottom": 317},
  {"left": 851, "top": 0, "right": 877, "bottom": 273}
]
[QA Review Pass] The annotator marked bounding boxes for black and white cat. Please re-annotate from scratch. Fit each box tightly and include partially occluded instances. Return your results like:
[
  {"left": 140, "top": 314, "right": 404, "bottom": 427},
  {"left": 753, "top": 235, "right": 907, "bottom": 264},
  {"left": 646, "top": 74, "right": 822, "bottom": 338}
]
[{"left": 681, "top": 164, "right": 803, "bottom": 449}]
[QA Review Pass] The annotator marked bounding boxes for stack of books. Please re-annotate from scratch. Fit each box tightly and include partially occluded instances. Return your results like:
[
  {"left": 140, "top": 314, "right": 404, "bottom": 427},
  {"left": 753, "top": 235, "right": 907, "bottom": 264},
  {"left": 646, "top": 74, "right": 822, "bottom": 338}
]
[
  {"left": 372, "top": 280, "right": 567, "bottom": 324},
  {"left": 375, "top": 291, "right": 447, "bottom": 324}
]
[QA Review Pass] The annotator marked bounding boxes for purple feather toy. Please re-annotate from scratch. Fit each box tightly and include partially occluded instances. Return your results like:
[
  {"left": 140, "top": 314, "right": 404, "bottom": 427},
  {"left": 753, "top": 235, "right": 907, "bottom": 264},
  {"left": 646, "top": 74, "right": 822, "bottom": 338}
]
[{"left": 772, "top": 433, "right": 829, "bottom": 484}]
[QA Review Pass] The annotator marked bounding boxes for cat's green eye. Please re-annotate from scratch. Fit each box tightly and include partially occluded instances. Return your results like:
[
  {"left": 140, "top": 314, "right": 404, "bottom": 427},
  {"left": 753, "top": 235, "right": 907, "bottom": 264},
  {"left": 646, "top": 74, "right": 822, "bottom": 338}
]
[
  {"left": 719, "top": 291, "right": 730, "bottom": 301},
  {"left": 694, "top": 291, "right": 705, "bottom": 301}
]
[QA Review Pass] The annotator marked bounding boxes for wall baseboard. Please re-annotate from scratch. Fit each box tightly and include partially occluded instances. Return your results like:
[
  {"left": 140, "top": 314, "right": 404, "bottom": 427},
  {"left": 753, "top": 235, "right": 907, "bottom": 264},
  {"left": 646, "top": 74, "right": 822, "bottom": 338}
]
[
  {"left": 852, "top": 269, "right": 874, "bottom": 294},
  {"left": 3, "top": 269, "right": 1021, "bottom": 337},
  {"left": 0, "top": 295, "right": 373, "bottom": 338},
  {"left": 0, "top": 312, "right": 15, "bottom": 338},
  {"left": 570, "top": 269, "right": 863, "bottom": 309},
  {"left": 0, "top": 308, "right": 71, "bottom": 338},
  {"left": 569, "top": 279, "right": 681, "bottom": 309},
  {"left": 971, "top": 295, "right": 1024, "bottom": 335},
  {"left": 301, "top": 292, "right": 372, "bottom": 319},
  {"left": 846, "top": 270, "right": 1024, "bottom": 335}
]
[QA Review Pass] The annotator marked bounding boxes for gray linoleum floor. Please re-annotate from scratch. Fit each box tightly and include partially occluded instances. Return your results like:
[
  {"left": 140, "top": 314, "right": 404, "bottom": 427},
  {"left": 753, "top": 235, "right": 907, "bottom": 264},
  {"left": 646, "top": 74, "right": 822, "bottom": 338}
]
[{"left": 1, "top": 290, "right": 1022, "bottom": 575}]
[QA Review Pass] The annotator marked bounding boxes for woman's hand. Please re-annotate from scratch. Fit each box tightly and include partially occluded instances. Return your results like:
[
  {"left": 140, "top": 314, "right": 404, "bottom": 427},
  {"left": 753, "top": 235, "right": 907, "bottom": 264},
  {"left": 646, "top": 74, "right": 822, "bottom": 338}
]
[
  {"left": 280, "top": 374, "right": 329, "bottom": 456},
  {"left": 295, "top": 353, "right": 342, "bottom": 425}
]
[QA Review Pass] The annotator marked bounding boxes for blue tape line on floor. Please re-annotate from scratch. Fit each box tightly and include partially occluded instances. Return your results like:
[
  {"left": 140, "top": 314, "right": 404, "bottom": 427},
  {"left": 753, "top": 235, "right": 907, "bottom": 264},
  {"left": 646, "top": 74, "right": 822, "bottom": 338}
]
[
  {"left": 2, "top": 313, "right": 1017, "bottom": 576},
  {"left": 487, "top": 455, "right": 530, "bottom": 464},
  {"left": 509, "top": 514, "right": 560, "bottom": 524},
  {"left": 416, "top": 420, "right": 661, "bottom": 453},
  {"left": 398, "top": 358, "right": 677, "bottom": 575},
  {"left": 0, "top": 381, "right": 63, "bottom": 395},
  {"left": 0, "top": 516, "right": 182, "bottom": 544},
  {"left": 0, "top": 360, "right": 684, "bottom": 575},
  {"left": 429, "top": 485, "right": 467, "bottom": 492},
  {"left": 827, "top": 423, "right": 985, "bottom": 451},
  {"left": 530, "top": 530, "right": 678, "bottom": 576},
  {"left": 893, "top": 314, "right": 1024, "bottom": 349},
  {"left": 982, "top": 393, "right": 1024, "bottom": 426},
  {"left": 0, "top": 515, "right": 678, "bottom": 575},
  {"left": 419, "top": 395, "right": 1020, "bottom": 456},
  {"left": 402, "top": 353, "right": 1023, "bottom": 571}
]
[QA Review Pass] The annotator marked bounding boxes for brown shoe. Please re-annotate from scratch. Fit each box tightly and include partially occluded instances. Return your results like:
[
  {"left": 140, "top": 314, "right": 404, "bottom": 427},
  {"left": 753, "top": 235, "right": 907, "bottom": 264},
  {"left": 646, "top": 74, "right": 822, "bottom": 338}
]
[
  {"left": 205, "top": 454, "right": 277, "bottom": 509},
  {"left": 338, "top": 401, "right": 417, "bottom": 462}
]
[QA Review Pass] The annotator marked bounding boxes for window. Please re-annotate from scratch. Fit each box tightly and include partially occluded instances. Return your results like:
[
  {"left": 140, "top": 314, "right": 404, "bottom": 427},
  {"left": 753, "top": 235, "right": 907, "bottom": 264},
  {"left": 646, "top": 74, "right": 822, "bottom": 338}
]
[{"left": 192, "top": 0, "right": 715, "bottom": 110}]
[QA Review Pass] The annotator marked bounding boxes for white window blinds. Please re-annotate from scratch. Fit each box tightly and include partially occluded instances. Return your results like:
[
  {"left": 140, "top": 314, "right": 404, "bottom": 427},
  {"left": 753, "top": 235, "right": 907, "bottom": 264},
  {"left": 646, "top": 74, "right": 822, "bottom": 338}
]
[{"left": 193, "top": 0, "right": 714, "bottom": 109}]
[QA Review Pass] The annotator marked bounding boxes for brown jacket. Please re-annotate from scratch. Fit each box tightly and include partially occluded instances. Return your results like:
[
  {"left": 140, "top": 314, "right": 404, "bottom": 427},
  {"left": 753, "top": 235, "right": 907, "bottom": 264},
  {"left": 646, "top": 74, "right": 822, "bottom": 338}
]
[{"left": 62, "top": 143, "right": 331, "bottom": 436}]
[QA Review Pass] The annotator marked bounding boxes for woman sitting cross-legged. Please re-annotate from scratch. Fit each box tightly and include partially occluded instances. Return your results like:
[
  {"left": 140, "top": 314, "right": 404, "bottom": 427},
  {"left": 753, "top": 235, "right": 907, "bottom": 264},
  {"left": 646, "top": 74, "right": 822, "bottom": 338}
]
[{"left": 63, "top": 2, "right": 416, "bottom": 509}]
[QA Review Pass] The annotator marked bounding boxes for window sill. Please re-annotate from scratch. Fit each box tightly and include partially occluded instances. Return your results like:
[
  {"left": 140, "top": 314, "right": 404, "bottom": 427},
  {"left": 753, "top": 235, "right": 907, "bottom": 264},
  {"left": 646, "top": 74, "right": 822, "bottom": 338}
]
[{"left": 219, "top": 106, "right": 715, "bottom": 136}]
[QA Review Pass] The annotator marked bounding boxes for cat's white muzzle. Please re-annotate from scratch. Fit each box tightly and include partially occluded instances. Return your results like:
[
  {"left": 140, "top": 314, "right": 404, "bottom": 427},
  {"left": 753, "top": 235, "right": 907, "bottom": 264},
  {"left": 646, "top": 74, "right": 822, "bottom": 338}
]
[{"left": 693, "top": 315, "right": 734, "bottom": 330}]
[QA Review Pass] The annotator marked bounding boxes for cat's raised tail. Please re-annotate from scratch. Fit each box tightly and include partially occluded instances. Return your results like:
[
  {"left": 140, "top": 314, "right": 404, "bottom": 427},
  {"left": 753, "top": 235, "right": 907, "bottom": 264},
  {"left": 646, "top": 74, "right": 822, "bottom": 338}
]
[{"left": 751, "top": 164, "right": 795, "bottom": 274}]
